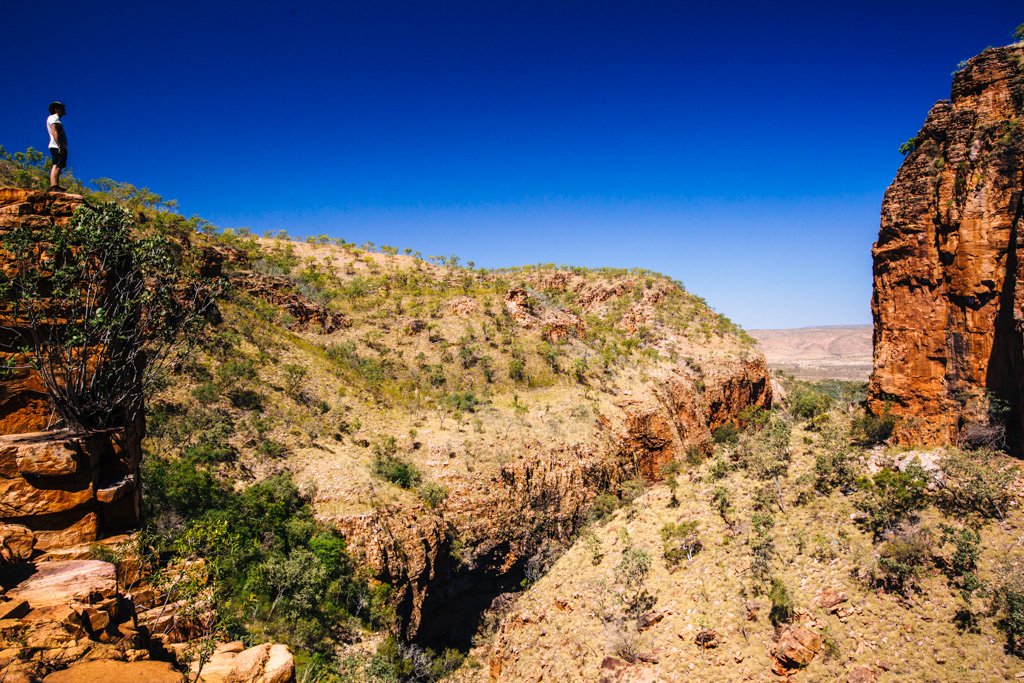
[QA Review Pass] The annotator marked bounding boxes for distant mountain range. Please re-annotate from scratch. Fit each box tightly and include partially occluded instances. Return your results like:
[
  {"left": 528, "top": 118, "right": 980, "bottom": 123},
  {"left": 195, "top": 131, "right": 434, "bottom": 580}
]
[{"left": 748, "top": 324, "right": 872, "bottom": 381}]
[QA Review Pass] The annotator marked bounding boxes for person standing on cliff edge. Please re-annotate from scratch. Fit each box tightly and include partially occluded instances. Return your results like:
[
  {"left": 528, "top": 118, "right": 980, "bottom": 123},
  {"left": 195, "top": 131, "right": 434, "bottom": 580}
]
[{"left": 46, "top": 101, "right": 68, "bottom": 192}]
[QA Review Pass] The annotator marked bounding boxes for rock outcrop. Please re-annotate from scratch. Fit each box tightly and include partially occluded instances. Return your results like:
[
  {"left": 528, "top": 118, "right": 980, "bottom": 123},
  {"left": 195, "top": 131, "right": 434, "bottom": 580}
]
[
  {"left": 0, "top": 190, "right": 143, "bottom": 552},
  {"left": 869, "top": 44, "right": 1024, "bottom": 451}
]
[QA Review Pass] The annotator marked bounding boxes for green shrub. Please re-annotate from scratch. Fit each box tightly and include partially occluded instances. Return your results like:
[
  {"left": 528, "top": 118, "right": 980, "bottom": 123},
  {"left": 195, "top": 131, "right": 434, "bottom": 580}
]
[
  {"left": 144, "top": 469, "right": 370, "bottom": 655},
  {"left": 661, "top": 461, "right": 682, "bottom": 508},
  {"left": 874, "top": 525, "right": 933, "bottom": 595},
  {"left": 216, "top": 357, "right": 258, "bottom": 387},
  {"left": 143, "top": 457, "right": 225, "bottom": 523},
  {"left": 813, "top": 446, "right": 859, "bottom": 494},
  {"left": 712, "top": 422, "right": 739, "bottom": 445},
  {"left": 749, "top": 512, "right": 775, "bottom": 583},
  {"left": 939, "top": 524, "right": 983, "bottom": 627},
  {"left": 373, "top": 454, "right": 422, "bottom": 489},
  {"left": 855, "top": 466, "right": 929, "bottom": 538},
  {"left": 992, "top": 563, "right": 1024, "bottom": 655},
  {"left": 282, "top": 362, "right": 308, "bottom": 397},
  {"left": 899, "top": 135, "right": 920, "bottom": 155},
  {"left": 446, "top": 391, "right": 479, "bottom": 413},
  {"left": 257, "top": 439, "right": 289, "bottom": 458},
  {"left": 768, "top": 577, "right": 794, "bottom": 626},
  {"left": 227, "top": 387, "right": 263, "bottom": 410},
  {"left": 789, "top": 386, "right": 832, "bottom": 420},
  {"left": 191, "top": 382, "right": 219, "bottom": 404},
  {"left": 661, "top": 520, "right": 701, "bottom": 567},
  {"left": 183, "top": 423, "right": 236, "bottom": 464},
  {"left": 939, "top": 448, "right": 1018, "bottom": 519},
  {"left": 367, "top": 636, "right": 465, "bottom": 682},
  {"left": 508, "top": 358, "right": 527, "bottom": 382},
  {"left": 851, "top": 410, "right": 896, "bottom": 445},
  {"left": 589, "top": 493, "right": 619, "bottom": 522},
  {"left": 619, "top": 478, "right": 646, "bottom": 504},
  {"left": 616, "top": 548, "right": 656, "bottom": 621},
  {"left": 1014, "top": 23, "right": 1024, "bottom": 41},
  {"left": 712, "top": 486, "right": 732, "bottom": 525},
  {"left": 708, "top": 455, "right": 729, "bottom": 480},
  {"left": 419, "top": 482, "right": 448, "bottom": 509}
]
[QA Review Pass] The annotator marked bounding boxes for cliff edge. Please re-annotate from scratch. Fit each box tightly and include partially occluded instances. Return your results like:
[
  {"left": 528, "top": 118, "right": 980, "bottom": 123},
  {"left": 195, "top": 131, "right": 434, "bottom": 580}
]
[{"left": 869, "top": 44, "right": 1024, "bottom": 451}]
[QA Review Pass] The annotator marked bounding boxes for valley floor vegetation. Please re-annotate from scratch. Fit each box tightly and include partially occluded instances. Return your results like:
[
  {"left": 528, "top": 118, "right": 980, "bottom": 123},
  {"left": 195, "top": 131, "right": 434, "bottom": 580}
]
[{"left": 468, "top": 372, "right": 1024, "bottom": 681}]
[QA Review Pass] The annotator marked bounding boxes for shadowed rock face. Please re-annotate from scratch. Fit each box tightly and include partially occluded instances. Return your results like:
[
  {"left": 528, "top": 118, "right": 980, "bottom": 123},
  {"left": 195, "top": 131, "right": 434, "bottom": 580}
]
[{"left": 869, "top": 45, "right": 1024, "bottom": 452}]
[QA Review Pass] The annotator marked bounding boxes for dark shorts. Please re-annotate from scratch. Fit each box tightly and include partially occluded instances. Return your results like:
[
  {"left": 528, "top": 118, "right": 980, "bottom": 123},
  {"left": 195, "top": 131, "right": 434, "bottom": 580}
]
[{"left": 49, "top": 147, "right": 67, "bottom": 169}]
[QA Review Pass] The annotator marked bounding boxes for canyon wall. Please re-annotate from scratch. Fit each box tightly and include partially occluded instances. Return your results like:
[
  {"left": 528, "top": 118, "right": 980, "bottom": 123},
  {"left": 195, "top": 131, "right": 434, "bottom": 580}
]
[
  {"left": 869, "top": 45, "right": 1024, "bottom": 451},
  {"left": 0, "top": 189, "right": 142, "bottom": 557}
]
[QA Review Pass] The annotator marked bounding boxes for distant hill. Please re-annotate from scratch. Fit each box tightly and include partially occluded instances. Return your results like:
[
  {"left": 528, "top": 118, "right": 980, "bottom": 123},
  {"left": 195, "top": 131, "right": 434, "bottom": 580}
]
[{"left": 748, "top": 324, "right": 872, "bottom": 381}]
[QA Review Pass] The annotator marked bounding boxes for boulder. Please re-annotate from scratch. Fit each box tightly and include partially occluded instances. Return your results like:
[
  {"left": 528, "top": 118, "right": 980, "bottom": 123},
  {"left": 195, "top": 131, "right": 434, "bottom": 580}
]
[
  {"left": 24, "top": 508, "right": 100, "bottom": 551},
  {"left": 694, "top": 629, "right": 719, "bottom": 649},
  {"left": 5, "top": 560, "right": 116, "bottom": 615},
  {"left": 43, "top": 660, "right": 181, "bottom": 682},
  {"left": 3, "top": 434, "right": 92, "bottom": 477},
  {"left": 194, "top": 641, "right": 295, "bottom": 683},
  {"left": 815, "top": 588, "right": 849, "bottom": 612},
  {"left": 848, "top": 665, "right": 877, "bottom": 683},
  {"left": 773, "top": 626, "right": 821, "bottom": 674},
  {"left": 0, "top": 470, "right": 95, "bottom": 517},
  {"left": 0, "top": 523, "right": 35, "bottom": 562}
]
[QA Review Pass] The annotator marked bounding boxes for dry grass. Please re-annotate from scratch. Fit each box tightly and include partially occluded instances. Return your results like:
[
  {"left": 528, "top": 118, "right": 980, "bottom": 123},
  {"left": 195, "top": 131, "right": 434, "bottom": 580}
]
[{"left": 463, "top": 407, "right": 1024, "bottom": 682}]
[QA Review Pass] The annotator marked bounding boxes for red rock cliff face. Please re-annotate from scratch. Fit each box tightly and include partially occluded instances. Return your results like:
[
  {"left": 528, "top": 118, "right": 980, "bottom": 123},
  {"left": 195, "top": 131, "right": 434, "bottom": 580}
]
[
  {"left": 869, "top": 45, "right": 1024, "bottom": 450},
  {"left": 0, "top": 189, "right": 143, "bottom": 554}
]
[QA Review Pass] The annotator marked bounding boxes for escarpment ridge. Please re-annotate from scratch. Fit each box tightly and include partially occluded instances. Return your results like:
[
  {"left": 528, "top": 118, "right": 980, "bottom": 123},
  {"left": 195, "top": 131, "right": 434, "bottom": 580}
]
[{"left": 869, "top": 43, "right": 1024, "bottom": 451}]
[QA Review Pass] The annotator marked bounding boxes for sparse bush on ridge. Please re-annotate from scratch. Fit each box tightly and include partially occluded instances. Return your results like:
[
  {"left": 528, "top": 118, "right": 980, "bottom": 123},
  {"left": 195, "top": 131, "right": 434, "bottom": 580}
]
[
  {"left": 660, "top": 520, "right": 701, "bottom": 567},
  {"left": 768, "top": 577, "right": 794, "bottom": 626},
  {"left": 851, "top": 410, "right": 897, "bottom": 445},
  {"left": 873, "top": 524, "right": 933, "bottom": 595},
  {"left": 855, "top": 466, "right": 929, "bottom": 538},
  {"left": 939, "top": 448, "right": 1018, "bottom": 520}
]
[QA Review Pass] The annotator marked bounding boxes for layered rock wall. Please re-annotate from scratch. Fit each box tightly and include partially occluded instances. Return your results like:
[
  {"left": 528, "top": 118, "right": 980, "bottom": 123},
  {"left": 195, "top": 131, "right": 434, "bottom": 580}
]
[
  {"left": 869, "top": 45, "right": 1024, "bottom": 450},
  {"left": 0, "top": 189, "right": 142, "bottom": 556}
]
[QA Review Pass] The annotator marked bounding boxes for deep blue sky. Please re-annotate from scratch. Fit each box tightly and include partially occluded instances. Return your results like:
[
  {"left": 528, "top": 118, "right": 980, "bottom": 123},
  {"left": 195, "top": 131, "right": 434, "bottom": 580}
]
[{"left": 2, "top": 2, "right": 1019, "bottom": 328}]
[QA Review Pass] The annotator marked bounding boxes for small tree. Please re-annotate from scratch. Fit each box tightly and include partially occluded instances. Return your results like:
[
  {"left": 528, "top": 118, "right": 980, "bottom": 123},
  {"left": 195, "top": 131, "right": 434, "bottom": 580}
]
[
  {"left": 661, "top": 520, "right": 701, "bottom": 567},
  {"left": 1, "top": 202, "right": 214, "bottom": 431},
  {"left": 1014, "top": 23, "right": 1024, "bottom": 41},
  {"left": 854, "top": 466, "right": 929, "bottom": 539}
]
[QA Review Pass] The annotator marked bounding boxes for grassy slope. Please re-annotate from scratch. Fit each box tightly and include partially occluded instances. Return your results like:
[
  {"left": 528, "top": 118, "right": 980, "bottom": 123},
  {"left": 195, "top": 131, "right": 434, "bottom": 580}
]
[
  {"left": 150, "top": 231, "right": 759, "bottom": 527},
  {"left": 465, "top": 385, "right": 1024, "bottom": 682}
]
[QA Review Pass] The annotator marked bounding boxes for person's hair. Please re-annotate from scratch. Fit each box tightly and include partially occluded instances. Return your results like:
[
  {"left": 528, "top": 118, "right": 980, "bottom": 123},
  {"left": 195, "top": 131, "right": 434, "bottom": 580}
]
[{"left": 48, "top": 101, "right": 65, "bottom": 115}]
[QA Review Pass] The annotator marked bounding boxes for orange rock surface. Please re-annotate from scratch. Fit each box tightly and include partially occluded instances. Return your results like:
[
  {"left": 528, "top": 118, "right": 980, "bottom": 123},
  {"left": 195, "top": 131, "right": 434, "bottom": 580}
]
[
  {"left": 869, "top": 45, "right": 1024, "bottom": 451},
  {"left": 0, "top": 190, "right": 143, "bottom": 552}
]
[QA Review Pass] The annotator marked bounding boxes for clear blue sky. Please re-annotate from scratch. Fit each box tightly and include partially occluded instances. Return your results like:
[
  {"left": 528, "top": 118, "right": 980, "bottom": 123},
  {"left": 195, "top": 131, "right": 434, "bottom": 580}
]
[{"left": 2, "top": 1, "right": 1019, "bottom": 328}]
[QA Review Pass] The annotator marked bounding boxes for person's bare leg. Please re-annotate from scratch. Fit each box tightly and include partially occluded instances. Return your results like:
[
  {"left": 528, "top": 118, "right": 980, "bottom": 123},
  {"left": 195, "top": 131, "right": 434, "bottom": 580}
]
[{"left": 50, "top": 163, "right": 60, "bottom": 189}]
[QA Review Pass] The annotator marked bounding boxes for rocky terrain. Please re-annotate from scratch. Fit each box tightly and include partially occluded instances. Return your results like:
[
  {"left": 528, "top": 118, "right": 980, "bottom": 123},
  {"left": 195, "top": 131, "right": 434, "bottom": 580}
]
[
  {"left": 439, "top": 41, "right": 1024, "bottom": 683},
  {"left": 183, "top": 232, "right": 772, "bottom": 647},
  {"left": 869, "top": 43, "right": 1024, "bottom": 453},
  {"left": 0, "top": 177, "right": 772, "bottom": 680},
  {"left": 463, "top": 406, "right": 1024, "bottom": 682},
  {"left": 750, "top": 326, "right": 872, "bottom": 381},
  {"left": 0, "top": 189, "right": 296, "bottom": 682},
  {"left": 1, "top": 34, "right": 1022, "bottom": 683}
]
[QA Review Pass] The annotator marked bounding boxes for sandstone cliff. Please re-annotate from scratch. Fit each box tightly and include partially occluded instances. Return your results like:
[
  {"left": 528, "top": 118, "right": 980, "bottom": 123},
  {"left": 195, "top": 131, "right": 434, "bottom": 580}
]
[
  {"left": 869, "top": 44, "right": 1024, "bottom": 451},
  {"left": 0, "top": 189, "right": 142, "bottom": 553}
]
